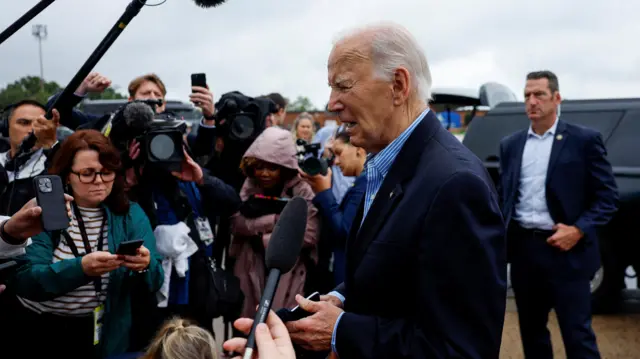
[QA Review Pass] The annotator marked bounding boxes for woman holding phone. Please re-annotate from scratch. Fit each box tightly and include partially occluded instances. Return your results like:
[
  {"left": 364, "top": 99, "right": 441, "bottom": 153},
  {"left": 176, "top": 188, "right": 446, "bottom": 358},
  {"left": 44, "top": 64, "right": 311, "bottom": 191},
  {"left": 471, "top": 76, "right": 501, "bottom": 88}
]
[{"left": 7, "top": 130, "right": 163, "bottom": 359}]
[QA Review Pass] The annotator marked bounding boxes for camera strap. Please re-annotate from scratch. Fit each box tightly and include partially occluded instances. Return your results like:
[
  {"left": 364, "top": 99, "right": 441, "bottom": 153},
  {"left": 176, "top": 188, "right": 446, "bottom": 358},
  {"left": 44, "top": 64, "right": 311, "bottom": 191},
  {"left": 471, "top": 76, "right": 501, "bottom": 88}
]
[{"left": 60, "top": 202, "right": 107, "bottom": 296}]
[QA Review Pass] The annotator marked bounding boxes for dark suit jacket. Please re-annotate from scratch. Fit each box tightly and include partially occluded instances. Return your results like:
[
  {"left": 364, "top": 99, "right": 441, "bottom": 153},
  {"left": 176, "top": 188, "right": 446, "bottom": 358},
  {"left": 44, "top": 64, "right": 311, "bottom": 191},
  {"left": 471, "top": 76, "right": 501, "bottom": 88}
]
[
  {"left": 498, "top": 120, "right": 619, "bottom": 276},
  {"left": 333, "top": 111, "right": 507, "bottom": 359}
]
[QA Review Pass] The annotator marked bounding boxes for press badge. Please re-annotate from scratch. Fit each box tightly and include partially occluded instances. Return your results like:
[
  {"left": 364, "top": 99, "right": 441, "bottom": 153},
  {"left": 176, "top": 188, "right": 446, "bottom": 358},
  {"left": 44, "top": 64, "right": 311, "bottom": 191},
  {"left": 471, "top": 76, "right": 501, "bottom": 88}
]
[
  {"left": 94, "top": 304, "right": 105, "bottom": 345},
  {"left": 196, "top": 217, "right": 214, "bottom": 246}
]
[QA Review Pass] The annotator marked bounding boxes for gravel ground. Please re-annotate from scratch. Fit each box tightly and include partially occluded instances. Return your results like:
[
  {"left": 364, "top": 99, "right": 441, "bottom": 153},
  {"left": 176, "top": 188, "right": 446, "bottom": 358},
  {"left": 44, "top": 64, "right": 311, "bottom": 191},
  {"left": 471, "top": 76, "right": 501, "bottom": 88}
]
[
  {"left": 215, "top": 299, "right": 640, "bottom": 359},
  {"left": 501, "top": 299, "right": 640, "bottom": 359}
]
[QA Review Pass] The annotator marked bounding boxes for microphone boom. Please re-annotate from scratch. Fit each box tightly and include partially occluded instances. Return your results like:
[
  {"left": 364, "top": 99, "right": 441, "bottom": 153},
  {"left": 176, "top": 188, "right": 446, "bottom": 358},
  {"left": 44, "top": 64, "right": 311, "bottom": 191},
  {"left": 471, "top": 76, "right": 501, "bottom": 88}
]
[{"left": 0, "top": 0, "right": 56, "bottom": 46}]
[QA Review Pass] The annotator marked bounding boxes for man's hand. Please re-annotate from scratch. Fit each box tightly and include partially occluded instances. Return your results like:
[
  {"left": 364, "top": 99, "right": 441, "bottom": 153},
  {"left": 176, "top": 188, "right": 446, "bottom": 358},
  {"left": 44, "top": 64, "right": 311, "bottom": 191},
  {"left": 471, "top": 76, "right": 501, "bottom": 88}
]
[
  {"left": 189, "top": 86, "right": 215, "bottom": 118},
  {"left": 223, "top": 310, "right": 296, "bottom": 359},
  {"left": 120, "top": 245, "right": 151, "bottom": 272},
  {"left": 300, "top": 167, "right": 333, "bottom": 194},
  {"left": 547, "top": 223, "right": 583, "bottom": 251},
  {"left": 3, "top": 194, "right": 73, "bottom": 244},
  {"left": 33, "top": 108, "right": 59, "bottom": 150},
  {"left": 319, "top": 294, "right": 344, "bottom": 309},
  {"left": 0, "top": 284, "right": 5, "bottom": 295},
  {"left": 76, "top": 72, "right": 111, "bottom": 96},
  {"left": 171, "top": 149, "right": 204, "bottom": 185},
  {"left": 286, "top": 294, "right": 344, "bottom": 351},
  {"left": 81, "top": 251, "right": 123, "bottom": 277}
]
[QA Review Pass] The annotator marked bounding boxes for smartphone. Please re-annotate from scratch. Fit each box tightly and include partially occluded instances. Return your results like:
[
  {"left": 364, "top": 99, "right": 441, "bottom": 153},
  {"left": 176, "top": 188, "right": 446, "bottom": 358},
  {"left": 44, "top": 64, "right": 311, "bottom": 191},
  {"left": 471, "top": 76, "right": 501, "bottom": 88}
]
[
  {"left": 117, "top": 239, "right": 144, "bottom": 256},
  {"left": 275, "top": 292, "right": 320, "bottom": 322},
  {"left": 191, "top": 73, "right": 207, "bottom": 91},
  {"left": 33, "top": 175, "right": 69, "bottom": 232}
]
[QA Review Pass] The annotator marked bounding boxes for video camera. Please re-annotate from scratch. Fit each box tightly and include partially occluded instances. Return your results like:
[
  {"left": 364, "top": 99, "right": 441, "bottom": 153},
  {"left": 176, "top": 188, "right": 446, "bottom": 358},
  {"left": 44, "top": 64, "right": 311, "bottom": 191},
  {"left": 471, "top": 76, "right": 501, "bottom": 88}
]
[
  {"left": 295, "top": 138, "right": 330, "bottom": 176},
  {"left": 214, "top": 91, "right": 277, "bottom": 142},
  {"left": 105, "top": 99, "right": 187, "bottom": 172}
]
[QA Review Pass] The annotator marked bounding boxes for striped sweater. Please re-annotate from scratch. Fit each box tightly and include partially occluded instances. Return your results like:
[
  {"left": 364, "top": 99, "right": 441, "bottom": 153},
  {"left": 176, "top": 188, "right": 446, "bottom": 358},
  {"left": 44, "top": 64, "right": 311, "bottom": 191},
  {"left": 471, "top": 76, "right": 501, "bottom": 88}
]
[{"left": 19, "top": 206, "right": 110, "bottom": 316}]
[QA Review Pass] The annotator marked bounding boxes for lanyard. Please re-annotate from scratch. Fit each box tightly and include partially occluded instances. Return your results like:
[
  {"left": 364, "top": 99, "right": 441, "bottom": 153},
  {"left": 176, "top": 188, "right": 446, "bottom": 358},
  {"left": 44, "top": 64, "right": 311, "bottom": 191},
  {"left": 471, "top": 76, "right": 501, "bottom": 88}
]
[
  {"left": 61, "top": 202, "right": 106, "bottom": 295},
  {"left": 179, "top": 182, "right": 203, "bottom": 218}
]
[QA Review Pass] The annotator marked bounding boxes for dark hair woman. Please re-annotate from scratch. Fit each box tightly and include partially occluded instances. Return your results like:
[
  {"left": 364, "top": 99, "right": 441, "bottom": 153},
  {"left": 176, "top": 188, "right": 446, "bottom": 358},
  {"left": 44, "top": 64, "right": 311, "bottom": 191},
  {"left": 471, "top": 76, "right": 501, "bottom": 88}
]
[{"left": 9, "top": 130, "right": 164, "bottom": 359}]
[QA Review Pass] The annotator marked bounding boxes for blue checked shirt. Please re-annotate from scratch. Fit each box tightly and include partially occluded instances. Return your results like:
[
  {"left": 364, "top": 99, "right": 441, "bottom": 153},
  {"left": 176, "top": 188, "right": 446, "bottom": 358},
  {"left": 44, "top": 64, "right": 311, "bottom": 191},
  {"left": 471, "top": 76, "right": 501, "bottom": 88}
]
[{"left": 328, "top": 108, "right": 430, "bottom": 357}]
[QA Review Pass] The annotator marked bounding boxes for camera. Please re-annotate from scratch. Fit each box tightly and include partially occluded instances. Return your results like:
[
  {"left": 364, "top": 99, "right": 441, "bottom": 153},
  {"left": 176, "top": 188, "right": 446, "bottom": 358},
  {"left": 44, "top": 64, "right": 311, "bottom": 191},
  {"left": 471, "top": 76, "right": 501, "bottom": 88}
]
[
  {"left": 106, "top": 99, "right": 187, "bottom": 172},
  {"left": 295, "top": 139, "right": 329, "bottom": 176},
  {"left": 214, "top": 91, "right": 277, "bottom": 142}
]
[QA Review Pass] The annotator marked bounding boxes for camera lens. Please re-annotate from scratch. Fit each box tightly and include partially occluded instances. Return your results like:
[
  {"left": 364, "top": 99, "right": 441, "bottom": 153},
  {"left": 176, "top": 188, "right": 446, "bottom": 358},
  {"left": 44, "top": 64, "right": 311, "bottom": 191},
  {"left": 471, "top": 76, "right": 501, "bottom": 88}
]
[{"left": 149, "top": 134, "right": 175, "bottom": 160}]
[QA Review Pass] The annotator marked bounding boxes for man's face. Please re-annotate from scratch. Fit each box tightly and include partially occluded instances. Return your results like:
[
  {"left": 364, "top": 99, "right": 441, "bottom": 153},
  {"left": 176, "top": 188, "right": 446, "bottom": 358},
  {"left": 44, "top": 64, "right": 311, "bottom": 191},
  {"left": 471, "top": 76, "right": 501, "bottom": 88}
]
[
  {"left": 327, "top": 39, "right": 394, "bottom": 153},
  {"left": 524, "top": 78, "right": 561, "bottom": 121},
  {"left": 8, "top": 104, "right": 45, "bottom": 150},
  {"left": 129, "top": 80, "right": 166, "bottom": 113}
]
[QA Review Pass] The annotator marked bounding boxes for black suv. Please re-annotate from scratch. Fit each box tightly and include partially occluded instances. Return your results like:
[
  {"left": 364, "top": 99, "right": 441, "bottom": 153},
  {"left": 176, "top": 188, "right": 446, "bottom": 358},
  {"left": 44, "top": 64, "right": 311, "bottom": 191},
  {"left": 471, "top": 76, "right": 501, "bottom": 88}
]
[{"left": 463, "top": 98, "right": 640, "bottom": 313}]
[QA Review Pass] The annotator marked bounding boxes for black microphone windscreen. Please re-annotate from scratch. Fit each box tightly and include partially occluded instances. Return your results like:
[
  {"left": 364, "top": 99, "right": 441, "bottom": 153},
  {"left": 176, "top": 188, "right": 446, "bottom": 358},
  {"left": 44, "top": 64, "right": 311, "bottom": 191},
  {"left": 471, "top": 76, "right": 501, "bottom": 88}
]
[
  {"left": 192, "top": 0, "right": 227, "bottom": 8},
  {"left": 123, "top": 102, "right": 154, "bottom": 130},
  {"left": 265, "top": 197, "right": 308, "bottom": 272}
]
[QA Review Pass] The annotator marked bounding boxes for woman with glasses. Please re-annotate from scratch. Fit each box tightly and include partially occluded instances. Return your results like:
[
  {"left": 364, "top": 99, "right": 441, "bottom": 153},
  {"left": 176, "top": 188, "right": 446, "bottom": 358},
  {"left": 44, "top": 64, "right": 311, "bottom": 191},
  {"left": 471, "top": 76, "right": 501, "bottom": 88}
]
[{"left": 8, "top": 130, "right": 164, "bottom": 359}]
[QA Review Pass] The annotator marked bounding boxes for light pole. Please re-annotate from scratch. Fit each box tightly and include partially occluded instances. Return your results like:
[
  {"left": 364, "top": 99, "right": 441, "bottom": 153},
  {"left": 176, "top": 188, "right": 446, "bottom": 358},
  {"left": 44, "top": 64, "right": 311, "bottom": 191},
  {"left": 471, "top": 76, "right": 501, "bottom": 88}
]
[{"left": 32, "top": 24, "right": 48, "bottom": 91}]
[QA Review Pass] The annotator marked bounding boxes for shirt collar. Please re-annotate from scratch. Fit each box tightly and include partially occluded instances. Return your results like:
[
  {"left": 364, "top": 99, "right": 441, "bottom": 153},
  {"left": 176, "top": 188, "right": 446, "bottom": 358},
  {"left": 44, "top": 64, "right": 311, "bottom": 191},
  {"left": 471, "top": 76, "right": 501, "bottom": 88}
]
[
  {"left": 528, "top": 116, "right": 559, "bottom": 138},
  {"left": 365, "top": 107, "right": 430, "bottom": 177}
]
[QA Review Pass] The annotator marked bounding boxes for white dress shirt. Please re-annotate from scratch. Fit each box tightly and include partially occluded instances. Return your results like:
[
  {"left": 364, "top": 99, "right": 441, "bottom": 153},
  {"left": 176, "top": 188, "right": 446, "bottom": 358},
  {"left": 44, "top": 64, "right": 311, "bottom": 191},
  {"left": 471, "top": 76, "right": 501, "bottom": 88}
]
[{"left": 514, "top": 119, "right": 559, "bottom": 230}]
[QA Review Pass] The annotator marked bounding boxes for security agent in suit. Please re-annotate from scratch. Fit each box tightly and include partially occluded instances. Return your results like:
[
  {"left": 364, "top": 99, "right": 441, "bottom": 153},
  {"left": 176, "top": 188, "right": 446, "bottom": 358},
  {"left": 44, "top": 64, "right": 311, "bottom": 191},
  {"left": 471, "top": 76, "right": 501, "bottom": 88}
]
[
  {"left": 498, "top": 71, "right": 619, "bottom": 359},
  {"left": 281, "top": 23, "right": 507, "bottom": 359}
]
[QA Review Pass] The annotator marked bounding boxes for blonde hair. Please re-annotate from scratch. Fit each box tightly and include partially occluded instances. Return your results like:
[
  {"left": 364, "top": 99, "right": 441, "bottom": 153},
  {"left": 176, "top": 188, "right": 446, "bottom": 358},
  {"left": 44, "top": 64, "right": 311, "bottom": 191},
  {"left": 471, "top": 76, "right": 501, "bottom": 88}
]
[
  {"left": 291, "top": 112, "right": 315, "bottom": 141},
  {"left": 128, "top": 73, "right": 167, "bottom": 98},
  {"left": 141, "top": 317, "right": 218, "bottom": 359}
]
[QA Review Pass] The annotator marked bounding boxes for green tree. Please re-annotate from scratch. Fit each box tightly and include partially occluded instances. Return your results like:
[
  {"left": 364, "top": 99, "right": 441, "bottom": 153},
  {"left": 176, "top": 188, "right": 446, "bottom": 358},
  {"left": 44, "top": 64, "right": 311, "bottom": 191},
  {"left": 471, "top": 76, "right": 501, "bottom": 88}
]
[
  {"left": 85, "top": 86, "right": 127, "bottom": 100},
  {"left": 0, "top": 76, "right": 61, "bottom": 108},
  {"left": 287, "top": 96, "right": 317, "bottom": 112},
  {"left": 0, "top": 76, "right": 127, "bottom": 108}
]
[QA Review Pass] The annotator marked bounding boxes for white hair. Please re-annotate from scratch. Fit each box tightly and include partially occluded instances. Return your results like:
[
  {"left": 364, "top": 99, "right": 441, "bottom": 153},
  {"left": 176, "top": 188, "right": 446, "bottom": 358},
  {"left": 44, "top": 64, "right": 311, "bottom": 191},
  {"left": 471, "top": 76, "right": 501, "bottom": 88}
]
[{"left": 334, "top": 22, "right": 433, "bottom": 102}]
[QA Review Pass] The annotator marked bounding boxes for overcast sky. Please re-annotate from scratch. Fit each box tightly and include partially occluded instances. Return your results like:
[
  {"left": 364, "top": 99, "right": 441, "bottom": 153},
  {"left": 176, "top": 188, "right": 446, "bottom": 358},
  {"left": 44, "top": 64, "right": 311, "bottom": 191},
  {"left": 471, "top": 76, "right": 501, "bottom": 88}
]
[{"left": 0, "top": 0, "right": 638, "bottom": 108}]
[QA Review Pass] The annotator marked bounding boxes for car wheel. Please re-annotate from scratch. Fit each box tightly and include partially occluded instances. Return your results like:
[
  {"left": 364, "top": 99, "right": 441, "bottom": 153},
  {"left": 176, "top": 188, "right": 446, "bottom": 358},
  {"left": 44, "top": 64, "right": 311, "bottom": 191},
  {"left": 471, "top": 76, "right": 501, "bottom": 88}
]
[{"left": 591, "top": 240, "right": 624, "bottom": 314}]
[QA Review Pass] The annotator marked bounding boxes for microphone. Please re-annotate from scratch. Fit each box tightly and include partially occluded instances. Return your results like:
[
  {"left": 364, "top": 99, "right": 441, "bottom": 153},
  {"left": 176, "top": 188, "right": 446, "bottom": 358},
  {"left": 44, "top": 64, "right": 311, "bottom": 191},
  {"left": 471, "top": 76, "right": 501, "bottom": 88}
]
[
  {"left": 123, "top": 102, "right": 155, "bottom": 130},
  {"left": 14, "top": 0, "right": 230, "bottom": 158},
  {"left": 192, "top": 0, "right": 228, "bottom": 8},
  {"left": 243, "top": 196, "right": 308, "bottom": 359}
]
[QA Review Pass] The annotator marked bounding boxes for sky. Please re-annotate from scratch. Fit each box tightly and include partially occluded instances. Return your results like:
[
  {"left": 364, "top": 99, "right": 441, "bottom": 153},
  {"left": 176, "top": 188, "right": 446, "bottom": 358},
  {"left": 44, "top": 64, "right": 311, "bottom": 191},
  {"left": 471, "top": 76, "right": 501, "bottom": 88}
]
[{"left": 0, "top": 0, "right": 638, "bottom": 109}]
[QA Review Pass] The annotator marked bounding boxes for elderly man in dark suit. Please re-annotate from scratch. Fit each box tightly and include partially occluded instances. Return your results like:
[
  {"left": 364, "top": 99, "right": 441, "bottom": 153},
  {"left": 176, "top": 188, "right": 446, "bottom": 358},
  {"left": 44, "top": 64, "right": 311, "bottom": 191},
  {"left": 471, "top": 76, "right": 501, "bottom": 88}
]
[
  {"left": 499, "top": 70, "right": 619, "bottom": 359},
  {"left": 277, "top": 23, "right": 508, "bottom": 359}
]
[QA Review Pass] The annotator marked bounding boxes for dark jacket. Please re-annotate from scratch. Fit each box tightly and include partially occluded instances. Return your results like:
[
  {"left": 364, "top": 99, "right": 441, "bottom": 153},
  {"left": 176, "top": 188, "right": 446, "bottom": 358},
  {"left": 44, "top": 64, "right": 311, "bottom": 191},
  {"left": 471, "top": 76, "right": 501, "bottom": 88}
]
[
  {"left": 333, "top": 111, "right": 506, "bottom": 359},
  {"left": 499, "top": 119, "right": 619, "bottom": 276}
]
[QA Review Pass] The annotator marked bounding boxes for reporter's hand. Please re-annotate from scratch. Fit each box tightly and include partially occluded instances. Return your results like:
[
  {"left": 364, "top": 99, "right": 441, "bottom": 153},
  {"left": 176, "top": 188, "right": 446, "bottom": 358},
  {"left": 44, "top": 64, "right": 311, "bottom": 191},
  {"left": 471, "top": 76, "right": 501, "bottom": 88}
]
[
  {"left": 33, "top": 108, "right": 59, "bottom": 149},
  {"left": 3, "top": 194, "right": 73, "bottom": 243},
  {"left": 190, "top": 86, "right": 215, "bottom": 118},
  {"left": 76, "top": 72, "right": 111, "bottom": 96},
  {"left": 300, "top": 167, "right": 333, "bottom": 193},
  {"left": 81, "top": 251, "right": 123, "bottom": 277},
  {"left": 0, "top": 284, "right": 5, "bottom": 295},
  {"left": 171, "top": 149, "right": 204, "bottom": 185},
  {"left": 223, "top": 310, "right": 296, "bottom": 359},
  {"left": 319, "top": 294, "right": 344, "bottom": 309},
  {"left": 120, "top": 245, "right": 150, "bottom": 272}
]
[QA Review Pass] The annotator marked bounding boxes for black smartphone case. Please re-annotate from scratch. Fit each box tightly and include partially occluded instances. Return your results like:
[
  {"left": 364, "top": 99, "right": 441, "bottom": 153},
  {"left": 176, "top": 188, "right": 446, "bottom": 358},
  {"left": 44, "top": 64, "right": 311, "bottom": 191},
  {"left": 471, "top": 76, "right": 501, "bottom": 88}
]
[
  {"left": 191, "top": 73, "right": 207, "bottom": 88},
  {"left": 33, "top": 175, "right": 69, "bottom": 232}
]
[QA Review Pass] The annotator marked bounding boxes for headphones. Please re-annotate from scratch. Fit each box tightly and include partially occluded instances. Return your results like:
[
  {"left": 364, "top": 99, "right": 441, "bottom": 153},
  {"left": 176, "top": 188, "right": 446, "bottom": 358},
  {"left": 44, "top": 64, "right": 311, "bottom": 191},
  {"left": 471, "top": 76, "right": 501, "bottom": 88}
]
[{"left": 0, "top": 103, "right": 13, "bottom": 138}]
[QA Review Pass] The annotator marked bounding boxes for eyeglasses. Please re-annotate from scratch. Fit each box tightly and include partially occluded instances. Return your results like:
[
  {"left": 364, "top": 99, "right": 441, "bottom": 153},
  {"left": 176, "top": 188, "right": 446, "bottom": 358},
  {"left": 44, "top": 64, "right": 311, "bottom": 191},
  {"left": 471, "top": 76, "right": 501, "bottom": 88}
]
[{"left": 71, "top": 170, "right": 116, "bottom": 184}]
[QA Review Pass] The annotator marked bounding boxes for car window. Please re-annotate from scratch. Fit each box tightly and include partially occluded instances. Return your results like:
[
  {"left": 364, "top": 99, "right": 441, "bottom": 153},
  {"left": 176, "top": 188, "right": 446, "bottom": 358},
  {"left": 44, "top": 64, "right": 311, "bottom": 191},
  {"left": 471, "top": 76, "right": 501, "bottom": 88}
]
[
  {"left": 603, "top": 110, "right": 640, "bottom": 168},
  {"left": 463, "top": 109, "right": 624, "bottom": 162}
]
